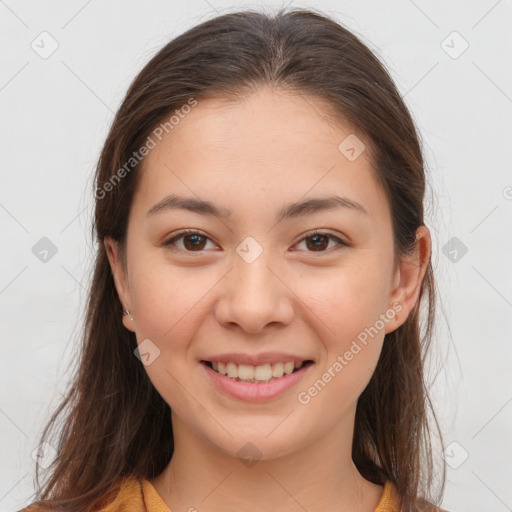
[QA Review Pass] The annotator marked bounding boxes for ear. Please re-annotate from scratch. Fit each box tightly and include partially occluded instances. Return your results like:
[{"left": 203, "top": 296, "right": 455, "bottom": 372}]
[
  {"left": 385, "top": 225, "right": 431, "bottom": 334},
  {"left": 104, "top": 237, "right": 136, "bottom": 333}
]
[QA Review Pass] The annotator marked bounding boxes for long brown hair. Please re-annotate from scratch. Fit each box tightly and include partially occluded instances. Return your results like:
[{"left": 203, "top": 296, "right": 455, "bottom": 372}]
[{"left": 25, "top": 7, "right": 445, "bottom": 511}]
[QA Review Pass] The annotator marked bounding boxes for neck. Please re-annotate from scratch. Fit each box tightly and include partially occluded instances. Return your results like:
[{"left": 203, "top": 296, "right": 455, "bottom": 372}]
[{"left": 150, "top": 412, "right": 384, "bottom": 512}]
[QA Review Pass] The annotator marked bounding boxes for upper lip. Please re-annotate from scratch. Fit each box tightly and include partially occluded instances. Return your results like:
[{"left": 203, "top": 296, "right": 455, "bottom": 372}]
[{"left": 202, "top": 352, "right": 313, "bottom": 366}]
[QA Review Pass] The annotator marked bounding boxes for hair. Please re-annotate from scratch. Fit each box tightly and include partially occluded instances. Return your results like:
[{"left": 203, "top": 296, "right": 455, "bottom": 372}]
[{"left": 25, "top": 7, "right": 445, "bottom": 512}]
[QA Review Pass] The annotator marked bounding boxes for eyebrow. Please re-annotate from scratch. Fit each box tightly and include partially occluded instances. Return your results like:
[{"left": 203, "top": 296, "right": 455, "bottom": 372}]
[{"left": 146, "top": 194, "right": 368, "bottom": 222}]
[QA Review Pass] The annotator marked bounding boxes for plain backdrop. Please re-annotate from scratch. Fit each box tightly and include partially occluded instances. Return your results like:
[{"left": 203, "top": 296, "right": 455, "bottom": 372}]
[{"left": 1, "top": 1, "right": 511, "bottom": 511}]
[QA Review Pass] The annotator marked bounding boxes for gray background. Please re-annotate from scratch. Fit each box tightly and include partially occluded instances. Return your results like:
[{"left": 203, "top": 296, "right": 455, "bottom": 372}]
[{"left": 1, "top": 1, "right": 511, "bottom": 511}]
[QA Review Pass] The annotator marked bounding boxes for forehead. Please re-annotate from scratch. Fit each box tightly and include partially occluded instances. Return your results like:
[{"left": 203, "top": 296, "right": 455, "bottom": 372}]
[{"left": 131, "top": 87, "right": 389, "bottom": 224}]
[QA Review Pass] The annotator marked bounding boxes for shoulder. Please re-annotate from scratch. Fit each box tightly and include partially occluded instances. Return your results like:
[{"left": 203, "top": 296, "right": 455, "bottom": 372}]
[
  {"left": 98, "top": 475, "right": 170, "bottom": 512},
  {"left": 375, "top": 480, "right": 400, "bottom": 511},
  {"left": 93, "top": 474, "right": 147, "bottom": 512},
  {"left": 17, "top": 475, "right": 160, "bottom": 512},
  {"left": 376, "top": 481, "right": 451, "bottom": 512},
  {"left": 18, "top": 501, "right": 56, "bottom": 512}
]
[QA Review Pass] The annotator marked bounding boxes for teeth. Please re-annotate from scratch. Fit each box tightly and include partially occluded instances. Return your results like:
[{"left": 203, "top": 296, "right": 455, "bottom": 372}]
[
  {"left": 238, "top": 364, "right": 254, "bottom": 380},
  {"left": 272, "top": 362, "right": 284, "bottom": 378},
  {"left": 227, "top": 362, "right": 237, "bottom": 378},
  {"left": 209, "top": 360, "right": 306, "bottom": 382},
  {"left": 284, "top": 362, "right": 295, "bottom": 374},
  {"left": 254, "top": 364, "right": 272, "bottom": 380}
]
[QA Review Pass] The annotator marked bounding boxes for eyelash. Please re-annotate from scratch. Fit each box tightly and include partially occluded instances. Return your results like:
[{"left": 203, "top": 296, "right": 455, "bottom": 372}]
[{"left": 162, "top": 229, "right": 349, "bottom": 255}]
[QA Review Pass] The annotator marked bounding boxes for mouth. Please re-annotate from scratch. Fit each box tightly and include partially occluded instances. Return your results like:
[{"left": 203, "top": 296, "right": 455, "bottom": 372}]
[
  {"left": 200, "top": 358, "right": 315, "bottom": 401},
  {"left": 200, "top": 359, "right": 314, "bottom": 384}
]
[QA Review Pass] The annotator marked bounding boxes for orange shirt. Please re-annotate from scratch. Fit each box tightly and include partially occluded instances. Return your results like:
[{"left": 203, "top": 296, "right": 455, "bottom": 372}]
[
  {"left": 100, "top": 476, "right": 402, "bottom": 511},
  {"left": 19, "top": 474, "right": 443, "bottom": 511}
]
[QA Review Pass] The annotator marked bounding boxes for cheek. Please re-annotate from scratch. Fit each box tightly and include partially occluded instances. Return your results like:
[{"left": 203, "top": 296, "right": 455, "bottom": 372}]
[
  {"left": 126, "top": 260, "right": 210, "bottom": 411},
  {"left": 296, "top": 273, "right": 387, "bottom": 414},
  {"left": 295, "top": 261, "right": 390, "bottom": 392},
  {"left": 128, "top": 255, "right": 214, "bottom": 341},
  {"left": 299, "top": 259, "right": 391, "bottom": 341}
]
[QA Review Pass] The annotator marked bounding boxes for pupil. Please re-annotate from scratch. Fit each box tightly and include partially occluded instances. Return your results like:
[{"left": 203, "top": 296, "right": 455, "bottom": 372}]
[
  {"left": 184, "top": 234, "right": 206, "bottom": 250},
  {"left": 307, "top": 235, "right": 328, "bottom": 251}
]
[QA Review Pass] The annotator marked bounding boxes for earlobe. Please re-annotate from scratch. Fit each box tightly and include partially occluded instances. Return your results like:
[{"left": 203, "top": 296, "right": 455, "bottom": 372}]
[
  {"left": 122, "top": 309, "right": 136, "bottom": 332},
  {"left": 385, "top": 226, "right": 431, "bottom": 333}
]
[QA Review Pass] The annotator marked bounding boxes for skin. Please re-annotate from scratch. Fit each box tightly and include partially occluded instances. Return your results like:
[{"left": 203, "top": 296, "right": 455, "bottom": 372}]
[{"left": 105, "top": 86, "right": 431, "bottom": 512}]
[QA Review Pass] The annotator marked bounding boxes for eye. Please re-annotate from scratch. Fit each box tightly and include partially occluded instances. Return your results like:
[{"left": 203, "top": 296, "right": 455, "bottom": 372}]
[
  {"left": 163, "top": 229, "right": 348, "bottom": 254},
  {"left": 293, "top": 230, "right": 348, "bottom": 253},
  {"left": 163, "top": 229, "right": 217, "bottom": 252}
]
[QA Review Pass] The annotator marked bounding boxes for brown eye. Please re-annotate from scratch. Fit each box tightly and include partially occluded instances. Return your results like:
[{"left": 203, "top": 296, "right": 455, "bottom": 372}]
[
  {"left": 163, "top": 230, "right": 216, "bottom": 252},
  {"left": 305, "top": 234, "right": 330, "bottom": 251},
  {"left": 163, "top": 229, "right": 347, "bottom": 255},
  {"left": 182, "top": 234, "right": 207, "bottom": 251},
  {"left": 295, "top": 231, "right": 347, "bottom": 253}
]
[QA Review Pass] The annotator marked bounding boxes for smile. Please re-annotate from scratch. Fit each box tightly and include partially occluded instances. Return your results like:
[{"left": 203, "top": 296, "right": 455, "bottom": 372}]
[{"left": 200, "top": 360, "right": 314, "bottom": 401}]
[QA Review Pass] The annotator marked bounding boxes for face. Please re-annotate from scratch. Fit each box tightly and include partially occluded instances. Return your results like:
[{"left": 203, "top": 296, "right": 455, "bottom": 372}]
[{"left": 106, "top": 86, "right": 429, "bottom": 462}]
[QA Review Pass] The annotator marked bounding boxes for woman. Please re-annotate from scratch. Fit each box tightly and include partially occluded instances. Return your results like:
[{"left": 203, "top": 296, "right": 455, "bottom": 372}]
[{"left": 21, "top": 7, "right": 447, "bottom": 512}]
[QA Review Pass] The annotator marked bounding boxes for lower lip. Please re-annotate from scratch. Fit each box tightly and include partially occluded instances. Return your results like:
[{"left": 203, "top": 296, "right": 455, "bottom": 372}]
[{"left": 201, "top": 361, "right": 314, "bottom": 402}]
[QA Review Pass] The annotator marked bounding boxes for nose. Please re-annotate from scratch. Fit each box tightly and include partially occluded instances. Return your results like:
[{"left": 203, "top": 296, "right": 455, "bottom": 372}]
[{"left": 214, "top": 250, "right": 295, "bottom": 334}]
